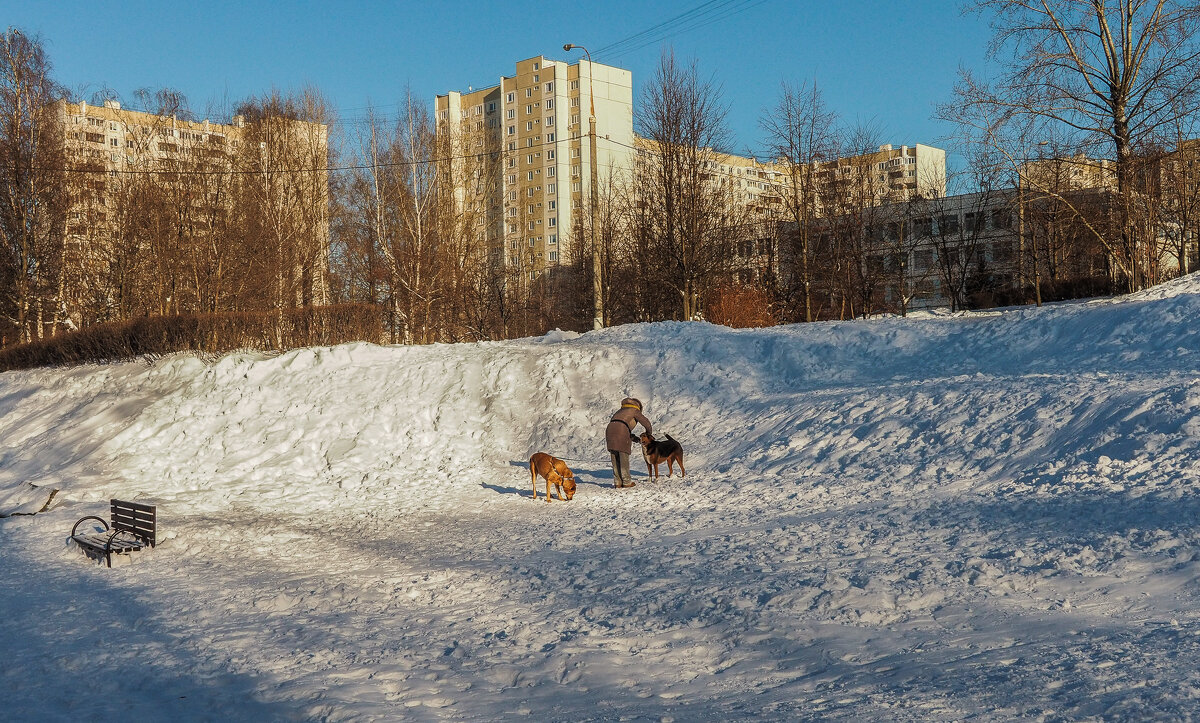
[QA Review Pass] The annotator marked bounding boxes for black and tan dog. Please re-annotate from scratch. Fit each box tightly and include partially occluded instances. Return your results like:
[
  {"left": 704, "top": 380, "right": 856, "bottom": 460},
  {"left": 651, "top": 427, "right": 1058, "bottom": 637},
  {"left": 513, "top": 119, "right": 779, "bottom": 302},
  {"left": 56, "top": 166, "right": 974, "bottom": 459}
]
[
  {"left": 529, "top": 452, "right": 576, "bottom": 502},
  {"left": 638, "top": 432, "right": 685, "bottom": 480}
]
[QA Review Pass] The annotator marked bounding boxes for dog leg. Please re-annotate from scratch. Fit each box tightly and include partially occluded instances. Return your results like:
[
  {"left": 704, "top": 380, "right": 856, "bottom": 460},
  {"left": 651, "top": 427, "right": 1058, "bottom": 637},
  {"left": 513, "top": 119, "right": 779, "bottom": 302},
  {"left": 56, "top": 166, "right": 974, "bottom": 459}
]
[{"left": 530, "top": 464, "right": 538, "bottom": 501}]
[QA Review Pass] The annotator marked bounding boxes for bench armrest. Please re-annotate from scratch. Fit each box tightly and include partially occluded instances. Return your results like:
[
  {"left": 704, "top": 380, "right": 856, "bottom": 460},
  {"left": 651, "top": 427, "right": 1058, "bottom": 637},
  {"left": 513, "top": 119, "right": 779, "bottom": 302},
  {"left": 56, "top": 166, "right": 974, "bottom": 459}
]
[{"left": 71, "top": 516, "right": 109, "bottom": 538}]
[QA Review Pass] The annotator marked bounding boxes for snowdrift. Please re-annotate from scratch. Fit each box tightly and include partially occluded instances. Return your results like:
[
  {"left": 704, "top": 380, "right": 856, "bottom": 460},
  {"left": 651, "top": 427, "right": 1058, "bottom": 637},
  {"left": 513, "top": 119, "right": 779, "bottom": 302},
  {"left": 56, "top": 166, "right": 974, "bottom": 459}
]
[
  {"left": 2, "top": 278, "right": 1197, "bottom": 517},
  {"left": 2, "top": 276, "right": 1200, "bottom": 720}
]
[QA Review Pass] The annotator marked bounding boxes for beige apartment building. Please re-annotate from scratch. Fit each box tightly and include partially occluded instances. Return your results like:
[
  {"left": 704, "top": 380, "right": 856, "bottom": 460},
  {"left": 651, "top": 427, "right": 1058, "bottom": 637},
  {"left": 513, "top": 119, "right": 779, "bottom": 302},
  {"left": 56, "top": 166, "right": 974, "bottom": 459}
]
[
  {"left": 1020, "top": 153, "right": 1116, "bottom": 193},
  {"left": 672, "top": 142, "right": 947, "bottom": 216},
  {"left": 809, "top": 143, "right": 947, "bottom": 209},
  {"left": 58, "top": 99, "right": 330, "bottom": 323},
  {"left": 436, "top": 55, "right": 635, "bottom": 274}
]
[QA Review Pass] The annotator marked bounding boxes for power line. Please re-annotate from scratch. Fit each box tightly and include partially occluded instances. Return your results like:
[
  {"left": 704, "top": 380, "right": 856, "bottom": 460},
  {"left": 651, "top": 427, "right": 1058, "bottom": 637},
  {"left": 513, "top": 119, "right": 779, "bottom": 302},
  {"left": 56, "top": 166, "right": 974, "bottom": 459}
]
[{"left": 595, "top": 0, "right": 771, "bottom": 62}]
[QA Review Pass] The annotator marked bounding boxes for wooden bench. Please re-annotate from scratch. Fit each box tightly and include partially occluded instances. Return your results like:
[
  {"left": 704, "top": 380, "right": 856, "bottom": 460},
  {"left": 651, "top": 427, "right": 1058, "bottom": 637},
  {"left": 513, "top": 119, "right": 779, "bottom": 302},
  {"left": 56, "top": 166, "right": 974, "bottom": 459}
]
[{"left": 70, "top": 500, "right": 157, "bottom": 567}]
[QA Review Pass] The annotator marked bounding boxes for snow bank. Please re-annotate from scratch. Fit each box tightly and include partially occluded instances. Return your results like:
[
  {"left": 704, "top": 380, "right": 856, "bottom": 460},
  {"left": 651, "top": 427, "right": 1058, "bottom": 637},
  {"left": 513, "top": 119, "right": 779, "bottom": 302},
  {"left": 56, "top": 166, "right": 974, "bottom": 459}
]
[{"left": 2, "top": 274, "right": 1200, "bottom": 720}]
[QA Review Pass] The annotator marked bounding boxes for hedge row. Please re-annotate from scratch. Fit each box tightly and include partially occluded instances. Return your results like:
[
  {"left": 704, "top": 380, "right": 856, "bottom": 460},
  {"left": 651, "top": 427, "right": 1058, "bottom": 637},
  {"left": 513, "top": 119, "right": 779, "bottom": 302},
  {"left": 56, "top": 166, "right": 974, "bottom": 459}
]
[{"left": 0, "top": 304, "right": 384, "bottom": 372}]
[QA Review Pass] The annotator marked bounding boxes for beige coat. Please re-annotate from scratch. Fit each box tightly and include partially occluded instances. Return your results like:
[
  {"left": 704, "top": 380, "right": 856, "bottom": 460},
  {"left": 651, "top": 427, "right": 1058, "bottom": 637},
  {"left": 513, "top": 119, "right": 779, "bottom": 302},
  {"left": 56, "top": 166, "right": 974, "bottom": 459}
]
[{"left": 606, "top": 403, "right": 652, "bottom": 454}]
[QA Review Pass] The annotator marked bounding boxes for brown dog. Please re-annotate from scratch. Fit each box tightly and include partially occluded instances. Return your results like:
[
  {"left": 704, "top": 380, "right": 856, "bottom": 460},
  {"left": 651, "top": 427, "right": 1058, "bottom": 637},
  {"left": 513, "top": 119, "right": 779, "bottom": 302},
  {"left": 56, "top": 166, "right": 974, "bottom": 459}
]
[
  {"left": 639, "top": 432, "right": 685, "bottom": 480},
  {"left": 529, "top": 453, "right": 576, "bottom": 502}
]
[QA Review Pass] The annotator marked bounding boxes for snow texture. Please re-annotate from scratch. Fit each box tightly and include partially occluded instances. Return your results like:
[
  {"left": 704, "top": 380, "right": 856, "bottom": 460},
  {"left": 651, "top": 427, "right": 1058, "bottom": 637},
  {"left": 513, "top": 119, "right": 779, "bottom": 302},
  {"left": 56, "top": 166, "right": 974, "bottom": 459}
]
[{"left": 3, "top": 274, "right": 1200, "bottom": 720}]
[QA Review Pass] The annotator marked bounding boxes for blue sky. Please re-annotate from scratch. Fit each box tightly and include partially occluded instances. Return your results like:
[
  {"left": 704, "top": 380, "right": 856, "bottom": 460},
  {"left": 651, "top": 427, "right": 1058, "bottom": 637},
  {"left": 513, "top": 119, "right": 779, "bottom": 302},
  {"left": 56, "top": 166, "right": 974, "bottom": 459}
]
[{"left": 6, "top": 0, "right": 996, "bottom": 166}]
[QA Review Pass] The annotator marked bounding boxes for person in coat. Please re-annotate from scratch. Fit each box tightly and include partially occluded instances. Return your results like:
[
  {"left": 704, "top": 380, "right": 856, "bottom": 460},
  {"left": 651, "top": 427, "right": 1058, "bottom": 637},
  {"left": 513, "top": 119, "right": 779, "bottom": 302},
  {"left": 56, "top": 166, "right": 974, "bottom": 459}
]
[{"left": 606, "top": 397, "right": 652, "bottom": 488}]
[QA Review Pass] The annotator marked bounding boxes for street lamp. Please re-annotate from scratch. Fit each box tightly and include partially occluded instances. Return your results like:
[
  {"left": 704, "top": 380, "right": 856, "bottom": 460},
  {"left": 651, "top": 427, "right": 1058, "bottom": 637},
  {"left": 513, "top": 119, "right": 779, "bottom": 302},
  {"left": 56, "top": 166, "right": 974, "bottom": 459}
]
[{"left": 563, "top": 43, "right": 604, "bottom": 330}]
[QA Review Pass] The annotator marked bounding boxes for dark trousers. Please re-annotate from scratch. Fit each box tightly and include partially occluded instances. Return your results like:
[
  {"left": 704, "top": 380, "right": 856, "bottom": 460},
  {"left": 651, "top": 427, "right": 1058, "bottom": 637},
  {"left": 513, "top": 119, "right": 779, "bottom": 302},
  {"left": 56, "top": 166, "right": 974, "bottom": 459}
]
[{"left": 610, "top": 451, "right": 631, "bottom": 486}]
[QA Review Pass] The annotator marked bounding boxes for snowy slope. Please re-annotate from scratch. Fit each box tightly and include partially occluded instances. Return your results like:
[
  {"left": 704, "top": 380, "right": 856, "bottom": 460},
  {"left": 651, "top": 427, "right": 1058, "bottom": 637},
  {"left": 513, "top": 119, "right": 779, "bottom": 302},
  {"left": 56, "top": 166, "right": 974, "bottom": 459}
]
[{"left": 2, "top": 277, "right": 1200, "bottom": 720}]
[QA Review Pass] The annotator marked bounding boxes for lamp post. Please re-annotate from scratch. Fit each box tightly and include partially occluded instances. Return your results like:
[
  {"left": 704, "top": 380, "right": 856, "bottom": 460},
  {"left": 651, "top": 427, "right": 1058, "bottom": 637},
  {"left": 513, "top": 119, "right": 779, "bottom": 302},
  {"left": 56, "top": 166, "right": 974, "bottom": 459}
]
[{"left": 563, "top": 43, "right": 603, "bottom": 330}]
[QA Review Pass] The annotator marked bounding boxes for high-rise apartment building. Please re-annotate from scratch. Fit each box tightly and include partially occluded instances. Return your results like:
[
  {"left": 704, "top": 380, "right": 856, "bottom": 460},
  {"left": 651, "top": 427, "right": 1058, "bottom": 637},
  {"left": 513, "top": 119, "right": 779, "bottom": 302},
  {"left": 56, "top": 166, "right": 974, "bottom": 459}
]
[
  {"left": 57, "top": 99, "right": 330, "bottom": 324},
  {"left": 436, "top": 55, "right": 634, "bottom": 274}
]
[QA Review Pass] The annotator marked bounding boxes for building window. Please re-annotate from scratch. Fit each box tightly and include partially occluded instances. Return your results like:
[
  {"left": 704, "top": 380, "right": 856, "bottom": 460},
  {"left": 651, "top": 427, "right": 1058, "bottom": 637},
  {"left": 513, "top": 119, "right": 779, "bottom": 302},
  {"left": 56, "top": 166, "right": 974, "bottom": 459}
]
[
  {"left": 506, "top": 109, "right": 515, "bottom": 119},
  {"left": 548, "top": 183, "right": 556, "bottom": 194},
  {"left": 507, "top": 125, "right": 515, "bottom": 136},
  {"left": 547, "top": 150, "right": 556, "bottom": 160},
  {"left": 526, "top": 88, "right": 532, "bottom": 98},
  {"left": 571, "top": 80, "right": 579, "bottom": 90},
  {"left": 547, "top": 167, "right": 556, "bottom": 177},
  {"left": 549, "top": 251, "right": 558, "bottom": 262},
  {"left": 526, "top": 121, "right": 533, "bottom": 131},
  {"left": 571, "top": 114, "right": 580, "bottom": 125},
  {"left": 507, "top": 92, "right": 515, "bottom": 103},
  {"left": 529, "top": 237, "right": 536, "bottom": 247},
  {"left": 507, "top": 158, "right": 516, "bottom": 168},
  {"left": 548, "top": 217, "right": 557, "bottom": 227},
  {"left": 547, "top": 133, "right": 555, "bottom": 142},
  {"left": 549, "top": 234, "right": 558, "bottom": 245},
  {"left": 546, "top": 116, "right": 554, "bottom": 127},
  {"left": 548, "top": 200, "right": 556, "bottom": 210},
  {"left": 487, "top": 102, "right": 496, "bottom": 112},
  {"left": 526, "top": 104, "right": 532, "bottom": 115},
  {"left": 527, "top": 171, "right": 535, "bottom": 180},
  {"left": 527, "top": 154, "right": 534, "bottom": 164},
  {"left": 546, "top": 99, "right": 554, "bottom": 110}
]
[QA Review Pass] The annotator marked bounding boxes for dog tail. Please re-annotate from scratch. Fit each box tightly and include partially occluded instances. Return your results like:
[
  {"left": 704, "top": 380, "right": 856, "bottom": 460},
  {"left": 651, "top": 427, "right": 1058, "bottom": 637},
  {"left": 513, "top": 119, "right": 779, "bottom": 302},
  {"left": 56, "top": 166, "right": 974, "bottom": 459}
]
[{"left": 665, "top": 433, "right": 676, "bottom": 442}]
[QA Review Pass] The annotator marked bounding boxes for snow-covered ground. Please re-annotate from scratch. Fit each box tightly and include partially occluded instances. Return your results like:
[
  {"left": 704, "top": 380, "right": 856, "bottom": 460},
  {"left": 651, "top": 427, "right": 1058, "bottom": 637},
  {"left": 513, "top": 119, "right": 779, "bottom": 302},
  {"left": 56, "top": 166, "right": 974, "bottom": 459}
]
[{"left": 3, "top": 276, "right": 1200, "bottom": 721}]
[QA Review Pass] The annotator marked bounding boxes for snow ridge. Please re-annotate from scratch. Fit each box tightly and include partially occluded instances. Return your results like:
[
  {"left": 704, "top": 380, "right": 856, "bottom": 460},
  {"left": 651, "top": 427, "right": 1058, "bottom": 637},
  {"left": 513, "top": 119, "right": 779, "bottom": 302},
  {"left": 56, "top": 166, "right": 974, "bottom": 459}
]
[{"left": 2, "top": 276, "right": 1200, "bottom": 719}]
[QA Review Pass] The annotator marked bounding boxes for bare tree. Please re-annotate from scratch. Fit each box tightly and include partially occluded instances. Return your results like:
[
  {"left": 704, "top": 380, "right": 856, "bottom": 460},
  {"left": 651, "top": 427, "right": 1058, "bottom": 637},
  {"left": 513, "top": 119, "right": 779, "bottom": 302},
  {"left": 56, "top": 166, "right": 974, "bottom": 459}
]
[
  {"left": 233, "top": 87, "right": 333, "bottom": 343},
  {"left": 345, "top": 93, "right": 449, "bottom": 344},
  {"left": 949, "top": 0, "right": 1200, "bottom": 292},
  {"left": 634, "top": 49, "right": 740, "bottom": 320},
  {"left": 0, "top": 28, "right": 68, "bottom": 344},
  {"left": 1156, "top": 113, "right": 1200, "bottom": 275},
  {"left": 761, "top": 81, "right": 839, "bottom": 322}
]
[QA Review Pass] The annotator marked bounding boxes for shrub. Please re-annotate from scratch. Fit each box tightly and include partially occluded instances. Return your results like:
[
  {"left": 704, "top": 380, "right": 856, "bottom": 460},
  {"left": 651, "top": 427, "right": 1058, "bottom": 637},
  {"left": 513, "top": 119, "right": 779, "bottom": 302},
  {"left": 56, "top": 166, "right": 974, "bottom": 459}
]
[
  {"left": 705, "top": 285, "right": 778, "bottom": 329},
  {"left": 0, "top": 304, "right": 384, "bottom": 372}
]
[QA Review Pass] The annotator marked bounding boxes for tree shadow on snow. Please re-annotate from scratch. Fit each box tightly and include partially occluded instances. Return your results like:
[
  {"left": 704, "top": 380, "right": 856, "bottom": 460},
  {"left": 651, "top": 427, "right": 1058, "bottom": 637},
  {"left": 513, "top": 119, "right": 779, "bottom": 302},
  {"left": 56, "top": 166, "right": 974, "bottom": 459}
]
[{"left": 2, "top": 527, "right": 297, "bottom": 721}]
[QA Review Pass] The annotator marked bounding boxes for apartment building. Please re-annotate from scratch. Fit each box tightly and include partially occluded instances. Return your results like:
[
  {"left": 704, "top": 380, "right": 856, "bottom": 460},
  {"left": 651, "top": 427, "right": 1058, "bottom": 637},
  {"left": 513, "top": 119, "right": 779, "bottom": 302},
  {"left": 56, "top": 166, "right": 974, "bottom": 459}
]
[
  {"left": 436, "top": 55, "right": 635, "bottom": 275},
  {"left": 57, "top": 99, "right": 330, "bottom": 322},
  {"left": 1020, "top": 153, "right": 1116, "bottom": 193},
  {"left": 810, "top": 143, "right": 946, "bottom": 209}
]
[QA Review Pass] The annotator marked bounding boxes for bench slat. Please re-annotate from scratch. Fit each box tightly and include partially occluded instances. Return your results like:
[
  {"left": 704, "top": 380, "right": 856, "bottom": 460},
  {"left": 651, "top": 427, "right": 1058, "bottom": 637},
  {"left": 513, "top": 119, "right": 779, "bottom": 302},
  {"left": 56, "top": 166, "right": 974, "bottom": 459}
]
[
  {"left": 109, "top": 499, "right": 157, "bottom": 547},
  {"left": 73, "top": 536, "right": 144, "bottom": 555}
]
